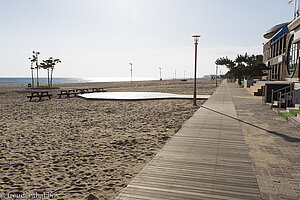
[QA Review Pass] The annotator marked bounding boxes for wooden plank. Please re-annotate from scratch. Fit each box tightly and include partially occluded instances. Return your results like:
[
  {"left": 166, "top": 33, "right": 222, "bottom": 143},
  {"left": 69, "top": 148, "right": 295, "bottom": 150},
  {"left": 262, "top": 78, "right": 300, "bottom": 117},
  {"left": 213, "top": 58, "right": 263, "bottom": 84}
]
[{"left": 116, "top": 81, "right": 261, "bottom": 200}]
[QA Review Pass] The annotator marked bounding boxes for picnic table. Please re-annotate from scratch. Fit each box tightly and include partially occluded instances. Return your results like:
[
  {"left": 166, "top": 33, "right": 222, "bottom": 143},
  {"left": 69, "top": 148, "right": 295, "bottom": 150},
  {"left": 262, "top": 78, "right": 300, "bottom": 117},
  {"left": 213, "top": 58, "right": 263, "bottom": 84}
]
[
  {"left": 76, "top": 88, "right": 91, "bottom": 94},
  {"left": 27, "top": 91, "right": 52, "bottom": 101},
  {"left": 57, "top": 88, "right": 107, "bottom": 98},
  {"left": 92, "top": 88, "right": 107, "bottom": 92},
  {"left": 57, "top": 90, "right": 79, "bottom": 98}
]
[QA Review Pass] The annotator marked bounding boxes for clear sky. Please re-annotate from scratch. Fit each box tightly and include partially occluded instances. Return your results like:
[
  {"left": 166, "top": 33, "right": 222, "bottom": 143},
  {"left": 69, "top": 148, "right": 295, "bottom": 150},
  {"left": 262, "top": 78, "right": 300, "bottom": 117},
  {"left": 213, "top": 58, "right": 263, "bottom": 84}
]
[{"left": 0, "top": 0, "right": 296, "bottom": 79}]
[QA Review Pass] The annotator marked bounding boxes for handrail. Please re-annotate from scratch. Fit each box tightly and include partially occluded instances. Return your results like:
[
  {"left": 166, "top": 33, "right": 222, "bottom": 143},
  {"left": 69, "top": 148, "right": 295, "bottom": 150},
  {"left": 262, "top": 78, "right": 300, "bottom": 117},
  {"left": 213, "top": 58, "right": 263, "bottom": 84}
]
[
  {"left": 273, "top": 85, "right": 291, "bottom": 93},
  {"left": 270, "top": 84, "right": 297, "bottom": 109},
  {"left": 282, "top": 90, "right": 294, "bottom": 96},
  {"left": 281, "top": 89, "right": 298, "bottom": 108}
]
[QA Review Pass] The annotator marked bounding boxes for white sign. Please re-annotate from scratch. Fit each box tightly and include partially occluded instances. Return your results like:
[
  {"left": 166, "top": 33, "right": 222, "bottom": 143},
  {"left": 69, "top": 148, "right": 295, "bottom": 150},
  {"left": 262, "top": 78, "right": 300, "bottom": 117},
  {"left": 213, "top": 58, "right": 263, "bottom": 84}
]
[{"left": 294, "top": 83, "right": 300, "bottom": 90}]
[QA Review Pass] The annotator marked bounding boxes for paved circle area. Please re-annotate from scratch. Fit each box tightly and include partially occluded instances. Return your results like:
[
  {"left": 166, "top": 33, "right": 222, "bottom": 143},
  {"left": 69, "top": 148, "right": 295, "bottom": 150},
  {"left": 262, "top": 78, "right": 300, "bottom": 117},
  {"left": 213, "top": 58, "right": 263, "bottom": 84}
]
[{"left": 79, "top": 92, "right": 211, "bottom": 101}]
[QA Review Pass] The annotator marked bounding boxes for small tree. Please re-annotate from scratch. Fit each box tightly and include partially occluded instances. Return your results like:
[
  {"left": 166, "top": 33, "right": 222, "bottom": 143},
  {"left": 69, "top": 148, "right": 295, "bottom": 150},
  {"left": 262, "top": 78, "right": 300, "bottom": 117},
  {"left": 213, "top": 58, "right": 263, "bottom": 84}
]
[
  {"left": 215, "top": 53, "right": 268, "bottom": 85},
  {"left": 39, "top": 57, "right": 61, "bottom": 87}
]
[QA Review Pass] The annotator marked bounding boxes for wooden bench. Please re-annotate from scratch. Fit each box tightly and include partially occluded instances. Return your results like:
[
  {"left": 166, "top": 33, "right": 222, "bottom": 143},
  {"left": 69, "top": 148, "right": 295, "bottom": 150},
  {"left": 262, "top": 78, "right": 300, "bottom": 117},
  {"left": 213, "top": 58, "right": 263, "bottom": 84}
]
[
  {"left": 27, "top": 91, "right": 52, "bottom": 101},
  {"left": 57, "top": 90, "right": 80, "bottom": 98}
]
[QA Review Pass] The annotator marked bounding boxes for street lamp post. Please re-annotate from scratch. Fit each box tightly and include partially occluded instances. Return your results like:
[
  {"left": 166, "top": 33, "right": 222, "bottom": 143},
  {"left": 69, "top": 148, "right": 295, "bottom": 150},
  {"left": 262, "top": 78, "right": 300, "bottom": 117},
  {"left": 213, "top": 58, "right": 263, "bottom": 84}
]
[
  {"left": 29, "top": 57, "right": 35, "bottom": 88},
  {"left": 192, "top": 35, "right": 200, "bottom": 106},
  {"left": 175, "top": 70, "right": 176, "bottom": 80},
  {"left": 216, "top": 65, "right": 218, "bottom": 87},
  {"left": 159, "top": 67, "right": 162, "bottom": 80},
  {"left": 129, "top": 63, "right": 133, "bottom": 83}
]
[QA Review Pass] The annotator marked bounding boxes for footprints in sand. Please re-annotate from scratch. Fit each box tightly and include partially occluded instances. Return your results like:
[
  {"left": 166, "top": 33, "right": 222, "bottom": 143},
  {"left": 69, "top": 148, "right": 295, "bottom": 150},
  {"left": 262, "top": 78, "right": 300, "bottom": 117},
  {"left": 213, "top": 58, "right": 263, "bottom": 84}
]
[{"left": 0, "top": 80, "right": 216, "bottom": 199}]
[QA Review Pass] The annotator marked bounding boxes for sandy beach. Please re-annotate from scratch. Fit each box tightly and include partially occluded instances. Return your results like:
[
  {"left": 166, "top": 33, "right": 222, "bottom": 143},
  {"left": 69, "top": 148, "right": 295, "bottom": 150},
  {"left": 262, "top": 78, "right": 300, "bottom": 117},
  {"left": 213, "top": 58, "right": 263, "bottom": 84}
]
[{"left": 0, "top": 79, "right": 218, "bottom": 200}]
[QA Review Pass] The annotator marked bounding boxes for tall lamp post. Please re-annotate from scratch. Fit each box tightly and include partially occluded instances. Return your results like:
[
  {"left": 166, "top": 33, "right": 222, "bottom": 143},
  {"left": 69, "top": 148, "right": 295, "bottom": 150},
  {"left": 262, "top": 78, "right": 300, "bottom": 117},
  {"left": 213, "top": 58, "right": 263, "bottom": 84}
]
[
  {"left": 159, "top": 67, "right": 162, "bottom": 80},
  {"left": 175, "top": 70, "right": 176, "bottom": 80},
  {"left": 216, "top": 65, "right": 218, "bottom": 87},
  {"left": 129, "top": 63, "right": 133, "bottom": 83},
  {"left": 29, "top": 57, "right": 35, "bottom": 88},
  {"left": 192, "top": 35, "right": 200, "bottom": 106}
]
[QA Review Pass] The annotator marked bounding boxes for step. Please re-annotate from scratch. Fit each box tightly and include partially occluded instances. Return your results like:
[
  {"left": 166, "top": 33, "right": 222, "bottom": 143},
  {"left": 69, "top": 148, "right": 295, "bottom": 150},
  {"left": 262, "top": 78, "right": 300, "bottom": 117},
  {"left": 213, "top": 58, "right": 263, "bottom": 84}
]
[
  {"left": 288, "top": 116, "right": 300, "bottom": 127},
  {"left": 254, "top": 88, "right": 263, "bottom": 96},
  {"left": 274, "top": 106, "right": 300, "bottom": 128},
  {"left": 286, "top": 107, "right": 297, "bottom": 112},
  {"left": 289, "top": 109, "right": 300, "bottom": 116},
  {"left": 281, "top": 112, "right": 294, "bottom": 120},
  {"left": 249, "top": 81, "right": 266, "bottom": 96},
  {"left": 272, "top": 100, "right": 286, "bottom": 108}
]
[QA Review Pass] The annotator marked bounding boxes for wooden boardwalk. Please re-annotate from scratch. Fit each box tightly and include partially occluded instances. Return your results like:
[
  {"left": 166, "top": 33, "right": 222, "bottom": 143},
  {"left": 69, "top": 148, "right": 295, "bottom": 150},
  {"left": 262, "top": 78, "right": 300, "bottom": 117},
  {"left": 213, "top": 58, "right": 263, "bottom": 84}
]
[{"left": 116, "top": 81, "right": 261, "bottom": 200}]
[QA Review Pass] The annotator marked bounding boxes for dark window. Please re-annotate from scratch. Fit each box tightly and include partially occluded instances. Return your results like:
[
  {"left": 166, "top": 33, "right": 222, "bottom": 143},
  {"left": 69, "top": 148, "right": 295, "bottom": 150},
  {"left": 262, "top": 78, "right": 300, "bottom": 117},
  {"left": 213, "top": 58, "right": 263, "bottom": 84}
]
[{"left": 287, "top": 35, "right": 298, "bottom": 76}]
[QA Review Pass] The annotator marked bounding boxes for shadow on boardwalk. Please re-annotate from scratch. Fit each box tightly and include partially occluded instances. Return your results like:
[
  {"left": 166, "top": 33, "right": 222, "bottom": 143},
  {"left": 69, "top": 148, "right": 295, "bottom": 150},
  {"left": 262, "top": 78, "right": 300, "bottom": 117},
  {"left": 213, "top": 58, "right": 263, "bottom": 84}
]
[{"left": 202, "top": 105, "right": 300, "bottom": 143}]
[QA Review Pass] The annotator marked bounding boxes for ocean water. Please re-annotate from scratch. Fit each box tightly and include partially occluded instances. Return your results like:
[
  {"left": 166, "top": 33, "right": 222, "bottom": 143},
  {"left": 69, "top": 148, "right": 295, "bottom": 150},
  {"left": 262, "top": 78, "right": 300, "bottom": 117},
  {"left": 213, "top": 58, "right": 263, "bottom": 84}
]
[{"left": 0, "top": 77, "right": 155, "bottom": 85}]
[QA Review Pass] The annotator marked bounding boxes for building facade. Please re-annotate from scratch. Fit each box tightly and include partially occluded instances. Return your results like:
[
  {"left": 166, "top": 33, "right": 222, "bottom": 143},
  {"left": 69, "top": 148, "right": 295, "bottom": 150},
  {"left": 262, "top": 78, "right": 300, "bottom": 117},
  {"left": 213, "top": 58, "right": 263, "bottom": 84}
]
[{"left": 263, "top": 18, "right": 300, "bottom": 82}]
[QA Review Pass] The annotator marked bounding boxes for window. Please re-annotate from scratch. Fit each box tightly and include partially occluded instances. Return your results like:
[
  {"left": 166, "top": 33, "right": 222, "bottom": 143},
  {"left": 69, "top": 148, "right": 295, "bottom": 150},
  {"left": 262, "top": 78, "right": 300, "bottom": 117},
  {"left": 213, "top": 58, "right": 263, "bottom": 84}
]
[{"left": 287, "top": 35, "right": 298, "bottom": 76}]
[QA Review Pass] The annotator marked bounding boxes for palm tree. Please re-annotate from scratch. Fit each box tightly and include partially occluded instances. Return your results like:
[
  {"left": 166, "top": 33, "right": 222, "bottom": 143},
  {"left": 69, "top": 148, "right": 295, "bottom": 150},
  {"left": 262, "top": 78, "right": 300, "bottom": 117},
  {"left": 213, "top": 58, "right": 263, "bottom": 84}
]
[
  {"left": 39, "top": 59, "right": 51, "bottom": 87},
  {"left": 215, "top": 53, "right": 268, "bottom": 85},
  {"left": 39, "top": 57, "right": 61, "bottom": 87},
  {"left": 50, "top": 58, "right": 61, "bottom": 86},
  {"left": 32, "top": 51, "right": 40, "bottom": 87}
]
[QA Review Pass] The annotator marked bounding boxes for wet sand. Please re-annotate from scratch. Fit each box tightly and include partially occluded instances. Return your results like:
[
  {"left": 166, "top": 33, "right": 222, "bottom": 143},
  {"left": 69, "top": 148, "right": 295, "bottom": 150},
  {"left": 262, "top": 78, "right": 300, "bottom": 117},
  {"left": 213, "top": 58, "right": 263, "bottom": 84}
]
[{"left": 0, "top": 79, "right": 218, "bottom": 200}]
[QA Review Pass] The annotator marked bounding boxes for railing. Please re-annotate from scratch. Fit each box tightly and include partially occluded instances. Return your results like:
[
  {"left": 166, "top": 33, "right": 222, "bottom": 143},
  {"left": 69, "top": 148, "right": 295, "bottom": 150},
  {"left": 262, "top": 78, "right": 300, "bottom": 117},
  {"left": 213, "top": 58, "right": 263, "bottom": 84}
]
[
  {"left": 280, "top": 90, "right": 299, "bottom": 109},
  {"left": 271, "top": 85, "right": 292, "bottom": 107}
]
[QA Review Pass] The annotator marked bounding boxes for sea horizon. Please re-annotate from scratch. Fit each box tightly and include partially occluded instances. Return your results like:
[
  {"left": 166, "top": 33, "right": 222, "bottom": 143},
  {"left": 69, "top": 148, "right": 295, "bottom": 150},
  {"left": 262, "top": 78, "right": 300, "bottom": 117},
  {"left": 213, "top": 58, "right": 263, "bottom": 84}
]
[{"left": 0, "top": 77, "right": 157, "bottom": 85}]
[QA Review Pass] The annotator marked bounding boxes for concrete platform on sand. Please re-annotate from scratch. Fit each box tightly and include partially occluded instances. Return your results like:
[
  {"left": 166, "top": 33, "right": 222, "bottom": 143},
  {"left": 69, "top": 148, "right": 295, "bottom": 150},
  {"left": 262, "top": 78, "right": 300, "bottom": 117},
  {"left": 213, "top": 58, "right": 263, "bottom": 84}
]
[
  {"left": 79, "top": 92, "right": 211, "bottom": 101},
  {"left": 115, "top": 81, "right": 261, "bottom": 200}
]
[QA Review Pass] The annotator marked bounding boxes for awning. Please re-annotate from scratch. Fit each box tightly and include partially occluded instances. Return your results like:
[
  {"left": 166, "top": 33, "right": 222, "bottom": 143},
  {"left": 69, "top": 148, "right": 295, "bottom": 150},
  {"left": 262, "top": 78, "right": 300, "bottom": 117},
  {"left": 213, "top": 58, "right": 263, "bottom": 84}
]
[
  {"left": 270, "top": 25, "right": 288, "bottom": 43},
  {"left": 263, "top": 22, "right": 289, "bottom": 39}
]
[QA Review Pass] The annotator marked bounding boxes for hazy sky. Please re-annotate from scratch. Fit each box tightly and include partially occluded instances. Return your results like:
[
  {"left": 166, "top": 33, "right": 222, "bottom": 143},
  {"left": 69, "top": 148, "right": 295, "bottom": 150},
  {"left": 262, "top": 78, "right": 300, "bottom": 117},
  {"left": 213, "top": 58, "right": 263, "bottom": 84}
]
[{"left": 0, "top": 0, "right": 296, "bottom": 79}]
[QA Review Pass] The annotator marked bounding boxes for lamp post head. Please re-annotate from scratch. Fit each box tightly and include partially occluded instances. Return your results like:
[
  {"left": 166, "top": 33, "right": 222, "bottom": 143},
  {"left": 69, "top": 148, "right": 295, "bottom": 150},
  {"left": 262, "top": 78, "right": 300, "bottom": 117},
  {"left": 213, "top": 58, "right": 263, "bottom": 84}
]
[{"left": 192, "top": 35, "right": 201, "bottom": 43}]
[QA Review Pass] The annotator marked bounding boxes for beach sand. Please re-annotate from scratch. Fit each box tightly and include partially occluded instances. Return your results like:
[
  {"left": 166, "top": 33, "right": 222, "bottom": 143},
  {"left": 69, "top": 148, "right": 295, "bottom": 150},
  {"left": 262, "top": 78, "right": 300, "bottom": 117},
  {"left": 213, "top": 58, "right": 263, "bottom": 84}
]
[{"left": 0, "top": 79, "right": 218, "bottom": 200}]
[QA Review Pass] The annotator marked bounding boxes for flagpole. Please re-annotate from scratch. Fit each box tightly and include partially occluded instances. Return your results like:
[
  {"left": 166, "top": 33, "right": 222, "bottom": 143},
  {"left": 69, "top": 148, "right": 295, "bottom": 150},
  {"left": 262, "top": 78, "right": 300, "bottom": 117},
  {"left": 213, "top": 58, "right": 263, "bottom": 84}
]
[
  {"left": 297, "top": 2, "right": 300, "bottom": 17},
  {"left": 294, "top": 0, "right": 297, "bottom": 18}
]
